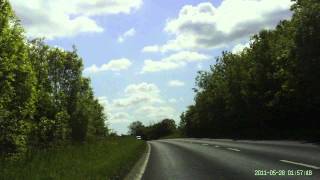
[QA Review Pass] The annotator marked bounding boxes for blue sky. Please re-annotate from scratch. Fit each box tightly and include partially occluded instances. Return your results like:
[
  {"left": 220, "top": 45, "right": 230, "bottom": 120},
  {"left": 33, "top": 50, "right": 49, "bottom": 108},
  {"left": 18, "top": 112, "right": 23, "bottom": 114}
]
[{"left": 10, "top": 0, "right": 293, "bottom": 134}]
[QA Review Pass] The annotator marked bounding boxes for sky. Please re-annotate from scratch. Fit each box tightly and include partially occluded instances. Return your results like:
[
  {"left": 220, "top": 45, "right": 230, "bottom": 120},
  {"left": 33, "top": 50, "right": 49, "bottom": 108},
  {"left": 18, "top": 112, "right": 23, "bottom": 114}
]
[{"left": 10, "top": 0, "right": 293, "bottom": 134}]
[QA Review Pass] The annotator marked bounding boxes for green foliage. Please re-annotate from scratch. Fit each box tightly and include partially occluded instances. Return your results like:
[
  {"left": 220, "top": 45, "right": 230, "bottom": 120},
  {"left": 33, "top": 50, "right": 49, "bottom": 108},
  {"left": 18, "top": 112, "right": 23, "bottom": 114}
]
[
  {"left": 0, "top": 0, "right": 108, "bottom": 158},
  {"left": 128, "top": 121, "right": 145, "bottom": 136},
  {"left": 129, "top": 119, "right": 177, "bottom": 140},
  {"left": 291, "top": 0, "right": 320, "bottom": 128},
  {"left": 0, "top": 0, "right": 37, "bottom": 156},
  {"left": 0, "top": 137, "right": 146, "bottom": 179},
  {"left": 180, "top": 0, "right": 320, "bottom": 139},
  {"left": 34, "top": 111, "right": 69, "bottom": 146}
]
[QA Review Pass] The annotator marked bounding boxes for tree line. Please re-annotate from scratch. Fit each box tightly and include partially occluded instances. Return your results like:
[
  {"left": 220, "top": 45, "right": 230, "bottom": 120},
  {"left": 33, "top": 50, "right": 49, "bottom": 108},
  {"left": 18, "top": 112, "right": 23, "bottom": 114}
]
[
  {"left": 179, "top": 0, "right": 320, "bottom": 139},
  {"left": 0, "top": 0, "right": 108, "bottom": 158},
  {"left": 128, "top": 119, "right": 177, "bottom": 140}
]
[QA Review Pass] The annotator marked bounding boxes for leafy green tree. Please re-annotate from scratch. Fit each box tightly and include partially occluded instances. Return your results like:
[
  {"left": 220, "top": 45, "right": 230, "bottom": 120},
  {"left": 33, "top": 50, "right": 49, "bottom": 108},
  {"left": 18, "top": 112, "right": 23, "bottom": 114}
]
[
  {"left": 0, "top": 0, "right": 37, "bottom": 156},
  {"left": 128, "top": 121, "right": 145, "bottom": 137},
  {"left": 291, "top": 0, "right": 320, "bottom": 132},
  {"left": 1, "top": 0, "right": 109, "bottom": 156},
  {"left": 180, "top": 0, "right": 320, "bottom": 139}
]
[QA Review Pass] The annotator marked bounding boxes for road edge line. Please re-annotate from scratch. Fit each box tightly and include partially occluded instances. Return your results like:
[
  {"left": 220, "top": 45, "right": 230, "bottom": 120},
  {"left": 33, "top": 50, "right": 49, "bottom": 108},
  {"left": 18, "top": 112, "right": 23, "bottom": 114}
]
[
  {"left": 280, "top": 159, "right": 320, "bottom": 169},
  {"left": 227, "top": 148, "right": 241, "bottom": 152},
  {"left": 124, "top": 142, "right": 151, "bottom": 180}
]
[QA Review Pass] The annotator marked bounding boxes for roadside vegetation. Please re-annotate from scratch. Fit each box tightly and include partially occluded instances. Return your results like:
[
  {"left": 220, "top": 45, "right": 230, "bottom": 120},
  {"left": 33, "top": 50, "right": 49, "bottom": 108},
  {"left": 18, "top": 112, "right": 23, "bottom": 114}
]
[
  {"left": 1, "top": 0, "right": 108, "bottom": 159},
  {"left": 0, "top": 1, "right": 148, "bottom": 179},
  {"left": 128, "top": 119, "right": 178, "bottom": 140},
  {"left": 179, "top": 0, "right": 320, "bottom": 140},
  {"left": 0, "top": 137, "right": 146, "bottom": 179},
  {"left": 161, "top": 132, "right": 184, "bottom": 139}
]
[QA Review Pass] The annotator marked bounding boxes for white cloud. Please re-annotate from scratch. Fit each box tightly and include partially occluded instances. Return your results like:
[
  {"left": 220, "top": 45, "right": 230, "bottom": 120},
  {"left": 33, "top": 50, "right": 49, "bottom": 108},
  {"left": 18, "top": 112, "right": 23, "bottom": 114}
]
[
  {"left": 10, "top": 0, "right": 143, "bottom": 39},
  {"left": 98, "top": 96, "right": 110, "bottom": 106},
  {"left": 98, "top": 83, "right": 179, "bottom": 129},
  {"left": 144, "top": 0, "right": 293, "bottom": 52},
  {"left": 232, "top": 42, "right": 250, "bottom": 54},
  {"left": 98, "top": 97, "right": 130, "bottom": 123},
  {"left": 135, "top": 106, "right": 177, "bottom": 120},
  {"left": 141, "top": 45, "right": 160, "bottom": 53},
  {"left": 168, "top": 80, "right": 185, "bottom": 87},
  {"left": 97, "top": 96, "right": 112, "bottom": 121},
  {"left": 84, "top": 58, "right": 132, "bottom": 74},
  {"left": 125, "top": 83, "right": 160, "bottom": 95},
  {"left": 113, "top": 83, "right": 162, "bottom": 108},
  {"left": 141, "top": 51, "right": 210, "bottom": 73},
  {"left": 111, "top": 112, "right": 130, "bottom": 123},
  {"left": 113, "top": 95, "right": 162, "bottom": 108},
  {"left": 118, "top": 28, "right": 136, "bottom": 43}
]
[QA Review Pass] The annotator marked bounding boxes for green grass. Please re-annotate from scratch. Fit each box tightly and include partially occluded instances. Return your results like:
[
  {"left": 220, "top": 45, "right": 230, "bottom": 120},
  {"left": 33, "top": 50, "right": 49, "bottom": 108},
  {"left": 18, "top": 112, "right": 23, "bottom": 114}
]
[{"left": 0, "top": 137, "right": 146, "bottom": 180}]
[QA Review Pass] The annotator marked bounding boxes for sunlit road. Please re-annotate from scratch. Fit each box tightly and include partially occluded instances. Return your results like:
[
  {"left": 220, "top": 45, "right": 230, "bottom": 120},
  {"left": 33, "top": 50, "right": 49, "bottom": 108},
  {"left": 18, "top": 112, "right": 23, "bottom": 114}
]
[{"left": 142, "top": 139, "right": 320, "bottom": 180}]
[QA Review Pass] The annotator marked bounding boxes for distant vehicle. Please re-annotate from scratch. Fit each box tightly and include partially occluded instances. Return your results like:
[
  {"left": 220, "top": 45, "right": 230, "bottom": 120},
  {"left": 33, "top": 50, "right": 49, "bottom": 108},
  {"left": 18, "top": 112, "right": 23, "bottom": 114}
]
[{"left": 136, "top": 136, "right": 142, "bottom": 140}]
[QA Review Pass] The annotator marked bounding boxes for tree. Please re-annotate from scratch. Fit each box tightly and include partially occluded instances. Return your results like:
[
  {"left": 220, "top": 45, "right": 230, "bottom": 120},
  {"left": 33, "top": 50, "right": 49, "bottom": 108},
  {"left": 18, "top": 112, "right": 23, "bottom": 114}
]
[
  {"left": 291, "top": 0, "right": 320, "bottom": 132},
  {"left": 0, "top": 0, "right": 37, "bottom": 156},
  {"left": 1, "top": 0, "right": 109, "bottom": 156},
  {"left": 128, "top": 121, "right": 145, "bottom": 137},
  {"left": 180, "top": 0, "right": 320, "bottom": 139}
]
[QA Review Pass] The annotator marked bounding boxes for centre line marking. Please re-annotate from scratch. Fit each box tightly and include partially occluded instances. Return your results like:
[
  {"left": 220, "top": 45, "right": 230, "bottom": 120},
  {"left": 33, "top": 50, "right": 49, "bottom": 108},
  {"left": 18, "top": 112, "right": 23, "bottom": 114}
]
[
  {"left": 280, "top": 160, "right": 320, "bottom": 170},
  {"left": 227, "top": 148, "right": 241, "bottom": 152},
  {"left": 215, "top": 145, "right": 220, "bottom": 148}
]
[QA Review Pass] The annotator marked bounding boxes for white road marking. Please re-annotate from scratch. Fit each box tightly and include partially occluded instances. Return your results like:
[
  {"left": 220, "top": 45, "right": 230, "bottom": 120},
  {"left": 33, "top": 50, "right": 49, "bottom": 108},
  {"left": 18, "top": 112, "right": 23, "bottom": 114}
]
[
  {"left": 202, "top": 143, "right": 209, "bottom": 146},
  {"left": 227, "top": 148, "right": 241, "bottom": 152},
  {"left": 280, "top": 160, "right": 320, "bottom": 170},
  {"left": 215, "top": 145, "right": 220, "bottom": 148},
  {"left": 136, "top": 143, "right": 151, "bottom": 180}
]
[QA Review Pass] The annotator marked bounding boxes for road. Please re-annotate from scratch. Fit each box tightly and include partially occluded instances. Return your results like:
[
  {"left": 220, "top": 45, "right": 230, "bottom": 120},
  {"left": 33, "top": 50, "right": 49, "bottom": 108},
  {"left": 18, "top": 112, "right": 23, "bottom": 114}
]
[{"left": 142, "top": 139, "right": 320, "bottom": 180}]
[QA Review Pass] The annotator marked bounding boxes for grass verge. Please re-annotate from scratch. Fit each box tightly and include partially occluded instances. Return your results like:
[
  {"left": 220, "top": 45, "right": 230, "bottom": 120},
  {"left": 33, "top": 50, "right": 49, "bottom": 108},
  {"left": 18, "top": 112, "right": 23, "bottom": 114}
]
[{"left": 0, "top": 137, "right": 146, "bottom": 180}]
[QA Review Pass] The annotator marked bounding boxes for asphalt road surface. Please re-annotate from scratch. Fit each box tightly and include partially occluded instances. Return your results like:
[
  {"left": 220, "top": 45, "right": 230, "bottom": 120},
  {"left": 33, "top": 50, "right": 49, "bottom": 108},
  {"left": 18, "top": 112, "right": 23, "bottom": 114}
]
[{"left": 142, "top": 139, "right": 320, "bottom": 180}]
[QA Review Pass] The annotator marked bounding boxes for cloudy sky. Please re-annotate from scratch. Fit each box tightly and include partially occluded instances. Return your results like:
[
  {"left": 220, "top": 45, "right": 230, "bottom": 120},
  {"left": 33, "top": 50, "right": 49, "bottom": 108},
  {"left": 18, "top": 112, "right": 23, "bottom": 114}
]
[{"left": 10, "top": 0, "right": 293, "bottom": 134}]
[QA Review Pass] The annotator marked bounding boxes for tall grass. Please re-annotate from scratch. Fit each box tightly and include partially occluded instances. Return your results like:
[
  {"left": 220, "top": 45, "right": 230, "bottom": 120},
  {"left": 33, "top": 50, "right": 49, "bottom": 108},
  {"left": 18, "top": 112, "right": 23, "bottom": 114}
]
[{"left": 0, "top": 137, "right": 146, "bottom": 180}]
